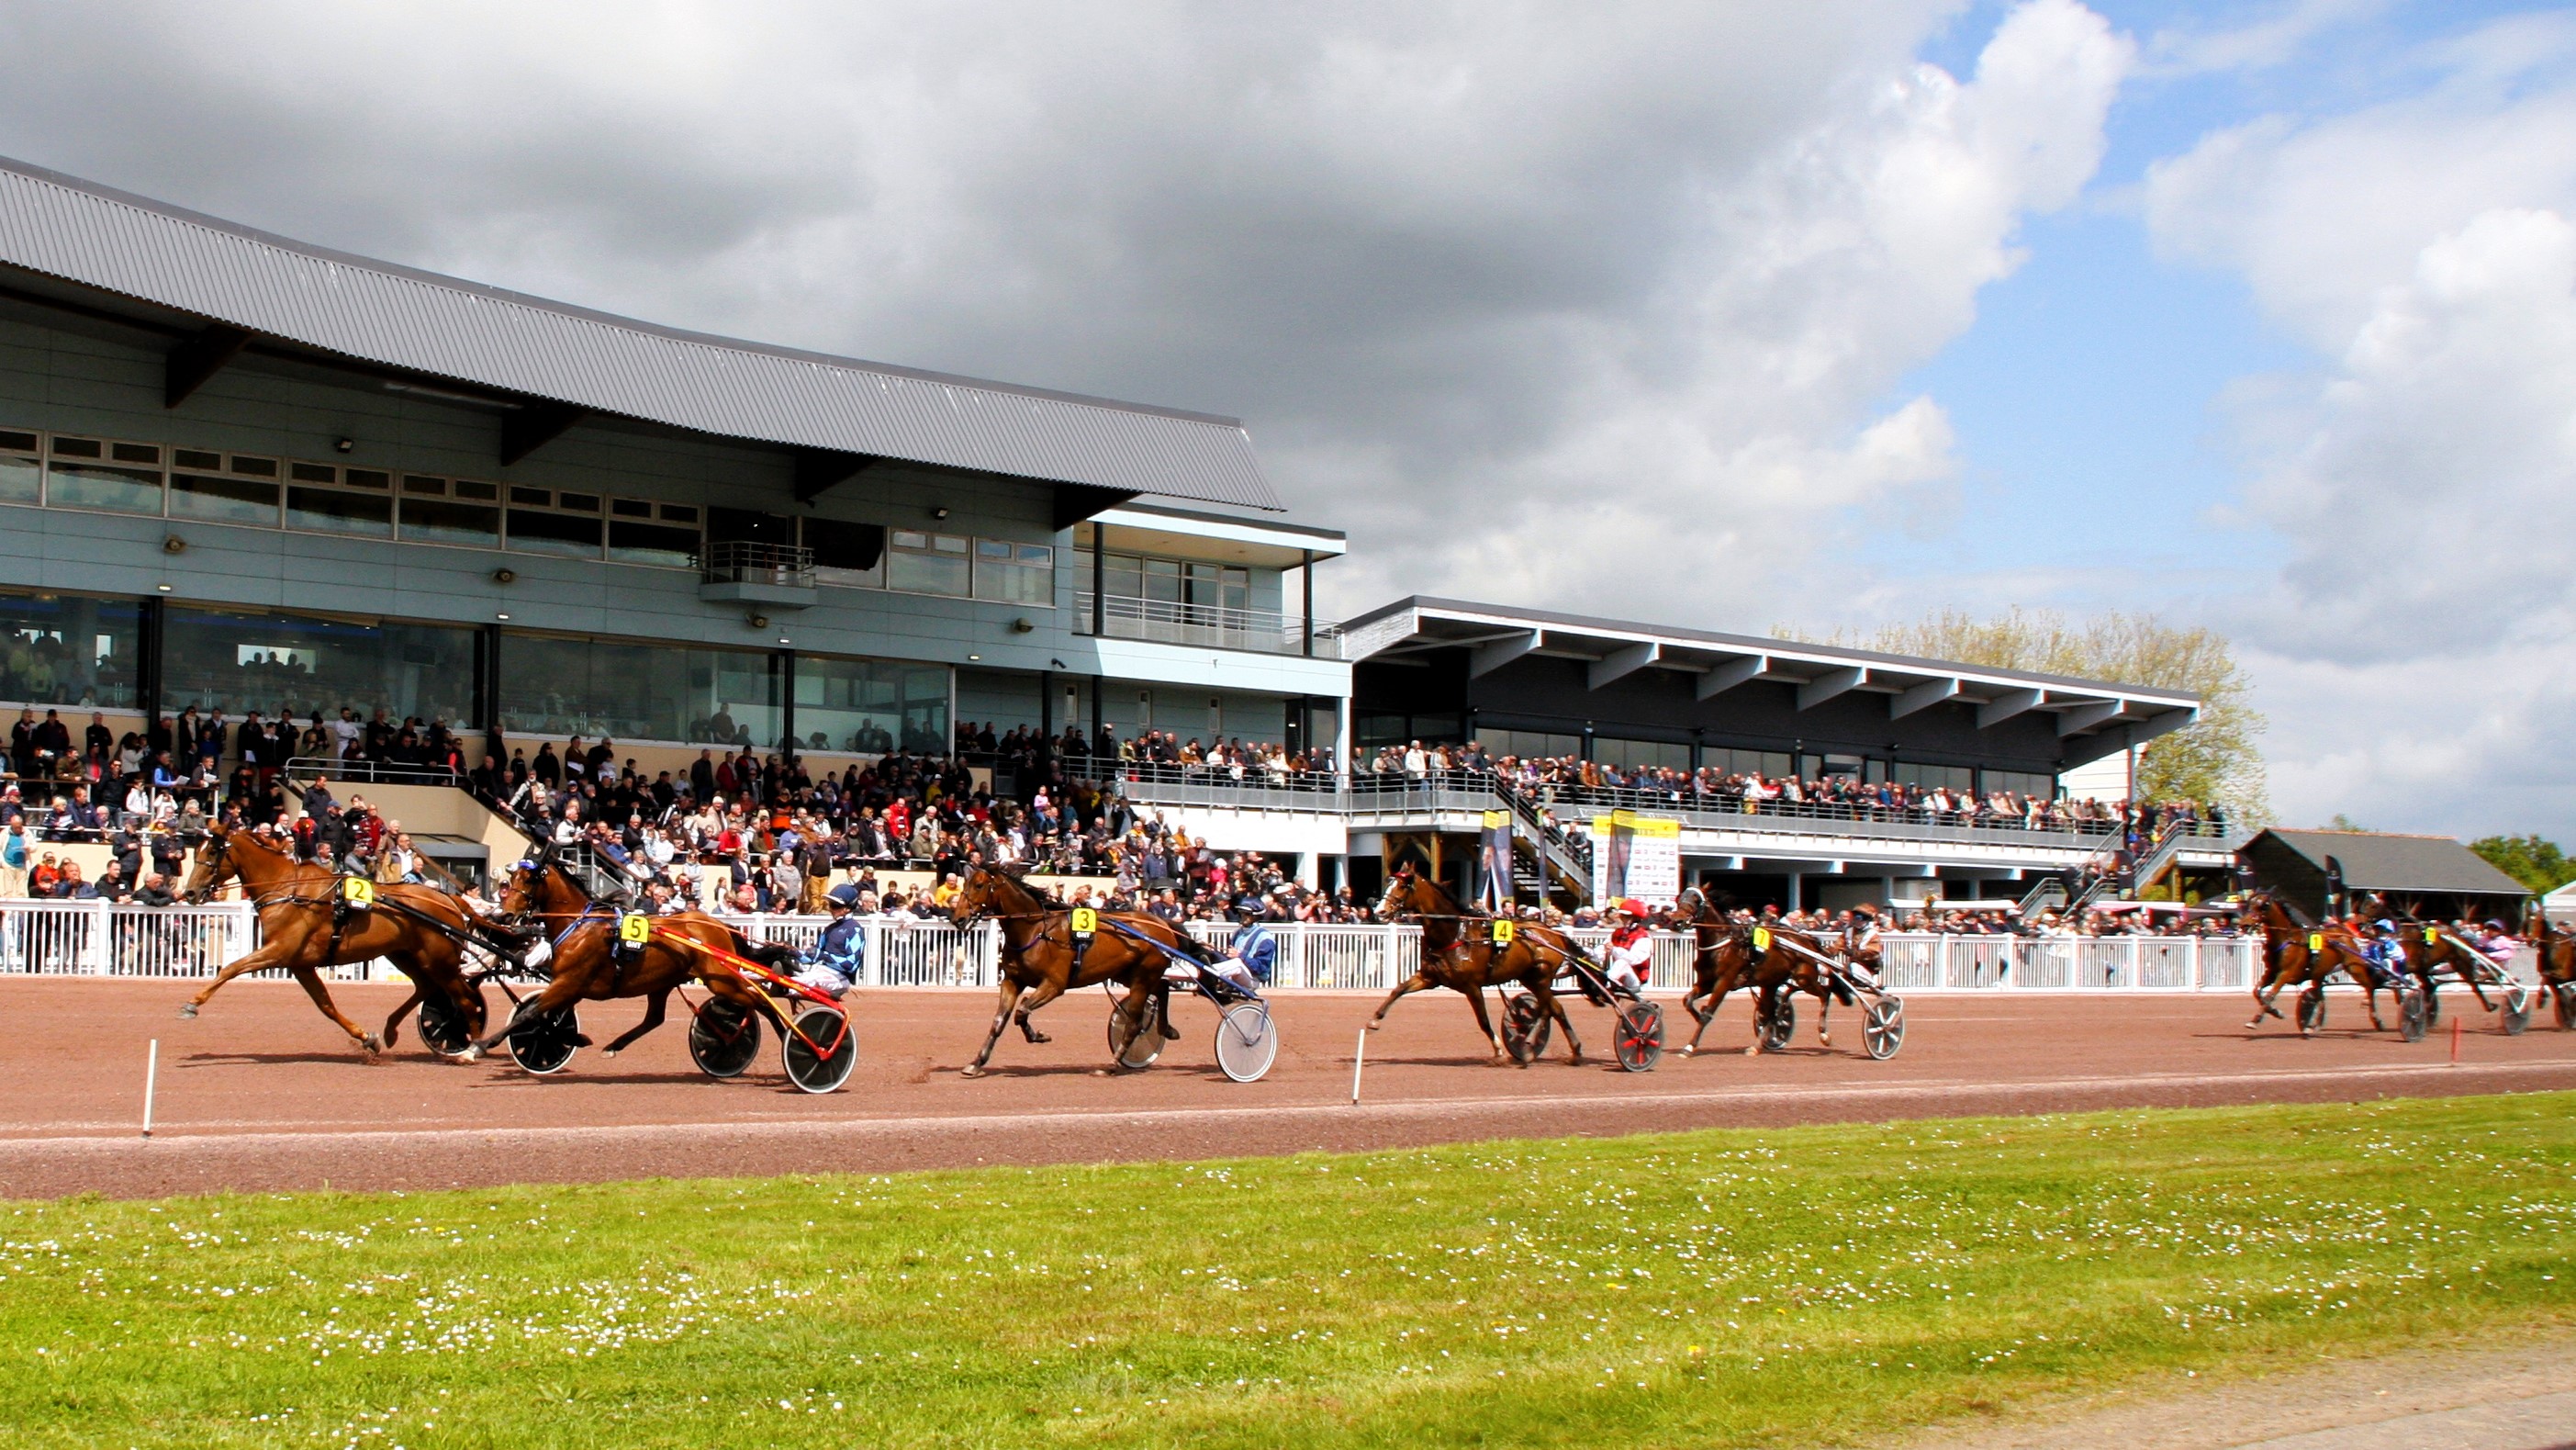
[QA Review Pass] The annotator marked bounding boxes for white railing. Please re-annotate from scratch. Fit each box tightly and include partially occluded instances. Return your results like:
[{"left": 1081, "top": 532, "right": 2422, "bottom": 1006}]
[
  {"left": 1073, "top": 590, "right": 1337, "bottom": 658},
  {"left": 0, "top": 900, "right": 2275, "bottom": 994}
]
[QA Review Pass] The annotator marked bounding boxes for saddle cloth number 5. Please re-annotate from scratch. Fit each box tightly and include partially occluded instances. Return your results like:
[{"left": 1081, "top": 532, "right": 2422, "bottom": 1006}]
[{"left": 618, "top": 913, "right": 652, "bottom": 947}]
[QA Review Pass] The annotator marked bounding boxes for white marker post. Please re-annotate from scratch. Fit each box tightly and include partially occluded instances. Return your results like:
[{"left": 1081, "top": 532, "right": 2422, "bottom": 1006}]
[
  {"left": 1350, "top": 1028, "right": 1366, "bottom": 1105},
  {"left": 141, "top": 1039, "right": 159, "bottom": 1139}
]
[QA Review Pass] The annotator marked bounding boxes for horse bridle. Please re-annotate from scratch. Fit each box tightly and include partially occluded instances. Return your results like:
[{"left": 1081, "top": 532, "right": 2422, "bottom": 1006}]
[{"left": 183, "top": 832, "right": 233, "bottom": 905}]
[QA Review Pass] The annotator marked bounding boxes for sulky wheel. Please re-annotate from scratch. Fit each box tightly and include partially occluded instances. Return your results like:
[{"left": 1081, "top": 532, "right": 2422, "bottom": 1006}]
[
  {"left": 506, "top": 1003, "right": 581, "bottom": 1075},
  {"left": 417, "top": 988, "right": 479, "bottom": 1058},
  {"left": 1758, "top": 995, "right": 1796, "bottom": 1052},
  {"left": 2295, "top": 989, "right": 2326, "bottom": 1037},
  {"left": 1612, "top": 1000, "right": 1663, "bottom": 1073},
  {"left": 1503, "top": 991, "right": 1551, "bottom": 1064},
  {"left": 1108, "top": 997, "right": 1162, "bottom": 1070},
  {"left": 2501, "top": 984, "right": 2532, "bottom": 1037},
  {"left": 1214, "top": 1001, "right": 1279, "bottom": 1083},
  {"left": 689, "top": 997, "right": 763, "bottom": 1078},
  {"left": 782, "top": 1005, "right": 858, "bottom": 1094},
  {"left": 1862, "top": 995, "right": 1907, "bottom": 1061},
  {"left": 2397, "top": 988, "right": 2429, "bottom": 1043}
]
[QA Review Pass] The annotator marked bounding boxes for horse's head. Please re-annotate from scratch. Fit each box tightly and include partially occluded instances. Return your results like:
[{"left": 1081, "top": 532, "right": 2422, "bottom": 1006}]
[
  {"left": 182, "top": 823, "right": 237, "bottom": 904},
  {"left": 947, "top": 864, "right": 1026, "bottom": 926},
  {"left": 1376, "top": 863, "right": 1443, "bottom": 921},
  {"left": 499, "top": 842, "right": 585, "bottom": 919}
]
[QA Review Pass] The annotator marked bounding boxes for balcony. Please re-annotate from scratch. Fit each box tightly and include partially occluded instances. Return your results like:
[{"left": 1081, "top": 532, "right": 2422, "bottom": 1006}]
[
  {"left": 699, "top": 540, "right": 816, "bottom": 608},
  {"left": 1075, "top": 591, "right": 1340, "bottom": 658}
]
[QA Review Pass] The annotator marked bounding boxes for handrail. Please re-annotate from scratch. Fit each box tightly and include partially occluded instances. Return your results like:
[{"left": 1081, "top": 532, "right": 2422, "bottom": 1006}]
[
  {"left": 1073, "top": 590, "right": 1339, "bottom": 659},
  {"left": 700, "top": 539, "right": 813, "bottom": 587}
]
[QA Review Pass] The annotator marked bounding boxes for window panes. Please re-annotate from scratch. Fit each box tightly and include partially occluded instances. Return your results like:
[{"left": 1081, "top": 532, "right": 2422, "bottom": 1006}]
[
  {"left": 396, "top": 476, "right": 502, "bottom": 547},
  {"left": 284, "top": 461, "right": 394, "bottom": 538},
  {"left": 1596, "top": 736, "right": 1691, "bottom": 772},
  {"left": 0, "top": 431, "right": 40, "bottom": 505},
  {"left": 1705, "top": 747, "right": 1795, "bottom": 778},
  {"left": 0, "top": 591, "right": 140, "bottom": 708},
  {"left": 1474, "top": 727, "right": 1583, "bottom": 761},
  {"left": 46, "top": 436, "right": 162, "bottom": 514},
  {"left": 1890, "top": 761, "right": 1977, "bottom": 792},
  {"left": 806, "top": 517, "right": 885, "bottom": 588},
  {"left": 792, "top": 655, "right": 951, "bottom": 755},
  {"left": 159, "top": 606, "right": 477, "bottom": 725},
  {"left": 171, "top": 468, "right": 281, "bottom": 525},
  {"left": 888, "top": 530, "right": 971, "bottom": 596},
  {"left": 507, "top": 489, "right": 603, "bottom": 558},
  {"left": 972, "top": 539, "right": 1054, "bottom": 605},
  {"left": 1987, "top": 769, "right": 2055, "bottom": 799},
  {"left": 497, "top": 633, "right": 781, "bottom": 746}
]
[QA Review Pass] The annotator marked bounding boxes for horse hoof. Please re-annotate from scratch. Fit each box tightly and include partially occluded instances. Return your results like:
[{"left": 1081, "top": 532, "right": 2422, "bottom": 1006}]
[
  {"left": 458, "top": 1047, "right": 479, "bottom": 1063},
  {"left": 960, "top": 1064, "right": 984, "bottom": 1079},
  {"left": 1678, "top": 1043, "right": 1693, "bottom": 1057},
  {"left": 175, "top": 1004, "right": 198, "bottom": 1019},
  {"left": 603, "top": 1048, "right": 620, "bottom": 1059},
  {"left": 361, "top": 1035, "right": 384, "bottom": 1057}
]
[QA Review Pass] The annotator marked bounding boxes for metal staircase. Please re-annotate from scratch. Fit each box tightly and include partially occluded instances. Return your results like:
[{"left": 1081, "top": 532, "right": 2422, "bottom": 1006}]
[{"left": 1492, "top": 774, "right": 1594, "bottom": 905}]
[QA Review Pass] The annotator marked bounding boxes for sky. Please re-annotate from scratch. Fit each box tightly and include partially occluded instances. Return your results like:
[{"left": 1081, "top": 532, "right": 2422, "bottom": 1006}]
[{"left": 0, "top": 1, "right": 2569, "bottom": 839}]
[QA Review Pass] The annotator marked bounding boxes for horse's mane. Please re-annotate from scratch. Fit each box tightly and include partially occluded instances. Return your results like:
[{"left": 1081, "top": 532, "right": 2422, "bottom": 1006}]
[{"left": 970, "top": 863, "right": 1047, "bottom": 914}]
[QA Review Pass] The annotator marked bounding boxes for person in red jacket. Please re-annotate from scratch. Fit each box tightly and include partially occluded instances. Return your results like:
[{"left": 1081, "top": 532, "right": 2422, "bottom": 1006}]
[{"left": 1603, "top": 898, "right": 1654, "bottom": 998}]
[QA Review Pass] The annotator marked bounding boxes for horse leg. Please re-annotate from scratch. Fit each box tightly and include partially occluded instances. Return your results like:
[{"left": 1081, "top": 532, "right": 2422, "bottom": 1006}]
[
  {"left": 1814, "top": 988, "right": 1832, "bottom": 1049},
  {"left": 960, "top": 980, "right": 1026, "bottom": 1078},
  {"left": 380, "top": 983, "right": 420, "bottom": 1052},
  {"left": 287, "top": 964, "right": 381, "bottom": 1055},
  {"left": 1542, "top": 986, "right": 1585, "bottom": 1064},
  {"left": 1462, "top": 987, "right": 1506, "bottom": 1062},
  {"left": 1368, "top": 972, "right": 1435, "bottom": 1030},
  {"left": 471, "top": 970, "right": 586, "bottom": 1055},
  {"left": 1683, "top": 987, "right": 1729, "bottom": 1056},
  {"left": 180, "top": 937, "right": 303, "bottom": 1017},
  {"left": 1014, "top": 979, "right": 1069, "bottom": 1043},
  {"left": 1747, "top": 983, "right": 1776, "bottom": 1056},
  {"left": 604, "top": 988, "right": 670, "bottom": 1056},
  {"left": 1107, "top": 976, "right": 1158, "bottom": 1067}
]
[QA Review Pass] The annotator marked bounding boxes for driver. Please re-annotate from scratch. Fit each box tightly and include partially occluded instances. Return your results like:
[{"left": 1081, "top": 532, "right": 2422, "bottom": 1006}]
[
  {"left": 1602, "top": 898, "right": 1654, "bottom": 998},
  {"left": 1841, "top": 904, "right": 1885, "bottom": 989},
  {"left": 791, "top": 885, "right": 866, "bottom": 998}
]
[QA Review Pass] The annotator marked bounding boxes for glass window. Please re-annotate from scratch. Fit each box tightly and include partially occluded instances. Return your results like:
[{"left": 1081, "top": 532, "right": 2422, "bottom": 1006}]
[
  {"left": 46, "top": 437, "right": 162, "bottom": 514},
  {"left": 1890, "top": 762, "right": 1976, "bottom": 792},
  {"left": 1596, "top": 737, "right": 1691, "bottom": 772},
  {"left": 1986, "top": 769, "right": 2055, "bottom": 799},
  {"left": 0, "top": 591, "right": 141, "bottom": 708},
  {"left": 286, "top": 482, "right": 393, "bottom": 538},
  {"left": 607, "top": 513, "right": 700, "bottom": 568},
  {"left": 1100, "top": 552, "right": 1144, "bottom": 601},
  {"left": 498, "top": 633, "right": 781, "bottom": 747},
  {"left": 888, "top": 530, "right": 971, "bottom": 596},
  {"left": 1143, "top": 557, "right": 1182, "bottom": 605},
  {"left": 402, "top": 494, "right": 501, "bottom": 548},
  {"left": 1475, "top": 728, "right": 1583, "bottom": 762},
  {"left": 790, "top": 656, "right": 950, "bottom": 755},
  {"left": 0, "top": 431, "right": 41, "bottom": 505},
  {"left": 171, "top": 468, "right": 281, "bottom": 525},
  {"left": 972, "top": 539, "right": 1054, "bottom": 605},
  {"left": 507, "top": 506, "right": 601, "bottom": 557},
  {"left": 159, "top": 606, "right": 477, "bottom": 725},
  {"left": 806, "top": 517, "right": 884, "bottom": 588},
  {"left": 1708, "top": 747, "right": 1793, "bottom": 778}
]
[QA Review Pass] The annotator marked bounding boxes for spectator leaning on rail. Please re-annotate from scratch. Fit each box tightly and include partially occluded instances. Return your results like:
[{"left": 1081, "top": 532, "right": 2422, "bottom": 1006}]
[{"left": 0, "top": 817, "right": 26, "bottom": 898}]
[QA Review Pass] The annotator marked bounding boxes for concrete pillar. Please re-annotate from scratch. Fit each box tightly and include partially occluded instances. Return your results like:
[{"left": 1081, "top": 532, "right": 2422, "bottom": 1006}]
[
  {"left": 1332, "top": 699, "right": 1352, "bottom": 781},
  {"left": 1786, "top": 870, "right": 1804, "bottom": 912}
]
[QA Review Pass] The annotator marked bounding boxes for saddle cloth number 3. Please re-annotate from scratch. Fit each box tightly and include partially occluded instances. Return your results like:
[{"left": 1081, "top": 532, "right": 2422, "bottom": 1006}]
[
  {"left": 1070, "top": 907, "right": 1099, "bottom": 936},
  {"left": 618, "top": 913, "right": 652, "bottom": 947}
]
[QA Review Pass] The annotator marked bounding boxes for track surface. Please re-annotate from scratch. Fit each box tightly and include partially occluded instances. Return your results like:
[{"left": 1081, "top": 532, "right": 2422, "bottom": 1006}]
[{"left": 4, "top": 978, "right": 2573, "bottom": 1199}]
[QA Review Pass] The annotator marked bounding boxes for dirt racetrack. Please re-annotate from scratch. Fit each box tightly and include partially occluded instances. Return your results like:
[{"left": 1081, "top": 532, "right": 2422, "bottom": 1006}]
[{"left": 4, "top": 978, "right": 2573, "bottom": 1199}]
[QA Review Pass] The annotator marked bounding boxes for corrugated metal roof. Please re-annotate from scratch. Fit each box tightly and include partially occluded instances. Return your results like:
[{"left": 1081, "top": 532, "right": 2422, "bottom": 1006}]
[
  {"left": 2257, "top": 829, "right": 2527, "bottom": 897},
  {"left": 0, "top": 156, "right": 1281, "bottom": 511}
]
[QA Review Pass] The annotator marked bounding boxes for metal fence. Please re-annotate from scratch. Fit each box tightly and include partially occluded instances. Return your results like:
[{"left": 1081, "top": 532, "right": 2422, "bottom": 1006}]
[{"left": 0, "top": 900, "right": 2294, "bottom": 995}]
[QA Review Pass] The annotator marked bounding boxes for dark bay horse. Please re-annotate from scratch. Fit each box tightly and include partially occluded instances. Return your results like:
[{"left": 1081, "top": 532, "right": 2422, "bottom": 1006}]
[
  {"left": 2392, "top": 920, "right": 2505, "bottom": 1019},
  {"left": 1365, "top": 868, "right": 1582, "bottom": 1064},
  {"left": 1669, "top": 888, "right": 1759, "bottom": 1055},
  {"left": 2527, "top": 905, "right": 2574, "bottom": 1028},
  {"left": 2239, "top": 890, "right": 2407, "bottom": 1034},
  {"left": 946, "top": 865, "right": 1191, "bottom": 1077},
  {"left": 475, "top": 852, "right": 795, "bottom": 1062},
  {"left": 177, "top": 823, "right": 485, "bottom": 1056}
]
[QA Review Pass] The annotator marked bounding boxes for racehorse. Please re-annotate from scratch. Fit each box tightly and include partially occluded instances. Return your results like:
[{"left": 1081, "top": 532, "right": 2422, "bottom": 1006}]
[
  {"left": 475, "top": 849, "right": 797, "bottom": 1061},
  {"left": 1668, "top": 888, "right": 1760, "bottom": 1054},
  {"left": 945, "top": 864, "right": 1196, "bottom": 1077},
  {"left": 1364, "top": 867, "right": 1583, "bottom": 1064},
  {"left": 2526, "top": 905, "right": 2574, "bottom": 1028},
  {"left": 2238, "top": 889, "right": 2409, "bottom": 1034},
  {"left": 2390, "top": 917, "right": 2507, "bottom": 1020},
  {"left": 176, "top": 822, "right": 486, "bottom": 1056}
]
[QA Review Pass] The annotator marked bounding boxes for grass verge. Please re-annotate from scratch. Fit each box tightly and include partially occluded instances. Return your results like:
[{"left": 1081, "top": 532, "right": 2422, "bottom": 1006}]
[{"left": 3, "top": 1093, "right": 2570, "bottom": 1448}]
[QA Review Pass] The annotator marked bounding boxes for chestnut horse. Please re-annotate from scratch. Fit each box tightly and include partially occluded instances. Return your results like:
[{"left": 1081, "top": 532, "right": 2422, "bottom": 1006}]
[
  {"left": 177, "top": 823, "right": 486, "bottom": 1056},
  {"left": 1364, "top": 868, "right": 1583, "bottom": 1064},
  {"left": 475, "top": 851, "right": 797, "bottom": 1061},
  {"left": 2239, "top": 890, "right": 2408, "bottom": 1034},
  {"left": 2526, "top": 905, "right": 2574, "bottom": 1028},
  {"left": 946, "top": 865, "right": 1193, "bottom": 1077},
  {"left": 2391, "top": 920, "right": 2506, "bottom": 1020}
]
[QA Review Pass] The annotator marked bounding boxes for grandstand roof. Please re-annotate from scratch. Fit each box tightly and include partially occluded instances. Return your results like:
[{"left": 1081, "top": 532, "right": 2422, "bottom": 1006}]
[
  {"left": 1338, "top": 597, "right": 2200, "bottom": 744},
  {"left": 0, "top": 155, "right": 1280, "bottom": 511}
]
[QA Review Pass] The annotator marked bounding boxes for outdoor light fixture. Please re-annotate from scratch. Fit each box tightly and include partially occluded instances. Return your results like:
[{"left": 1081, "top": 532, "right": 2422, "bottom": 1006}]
[
  {"left": 491, "top": 568, "right": 516, "bottom": 584},
  {"left": 746, "top": 613, "right": 770, "bottom": 630},
  {"left": 334, "top": 436, "right": 354, "bottom": 454},
  {"left": 154, "top": 583, "right": 172, "bottom": 592},
  {"left": 968, "top": 653, "right": 981, "bottom": 661},
  {"left": 932, "top": 507, "right": 950, "bottom": 521},
  {"left": 161, "top": 534, "right": 186, "bottom": 555},
  {"left": 496, "top": 613, "right": 510, "bottom": 621},
  {"left": 1011, "top": 617, "right": 1035, "bottom": 634}
]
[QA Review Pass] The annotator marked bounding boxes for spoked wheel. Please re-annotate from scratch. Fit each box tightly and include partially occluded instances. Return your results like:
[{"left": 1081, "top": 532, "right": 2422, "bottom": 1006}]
[
  {"left": 417, "top": 988, "right": 478, "bottom": 1058},
  {"left": 2397, "top": 989, "right": 2429, "bottom": 1043},
  {"left": 1214, "top": 1001, "right": 1279, "bottom": 1083},
  {"left": 782, "top": 1005, "right": 857, "bottom": 1094},
  {"left": 1108, "top": 997, "right": 1162, "bottom": 1070},
  {"left": 1758, "top": 995, "right": 1796, "bottom": 1052},
  {"left": 1503, "top": 991, "right": 1551, "bottom": 1064},
  {"left": 1862, "top": 995, "right": 1907, "bottom": 1061},
  {"left": 2295, "top": 989, "right": 2326, "bottom": 1037},
  {"left": 506, "top": 1004, "right": 581, "bottom": 1075},
  {"left": 1612, "top": 1000, "right": 1663, "bottom": 1073},
  {"left": 689, "top": 997, "right": 763, "bottom": 1077},
  {"left": 2500, "top": 984, "right": 2532, "bottom": 1037}
]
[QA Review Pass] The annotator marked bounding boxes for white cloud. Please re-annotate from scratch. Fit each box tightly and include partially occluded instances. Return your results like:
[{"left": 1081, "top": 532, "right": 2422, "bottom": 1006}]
[
  {"left": 2142, "top": 0, "right": 2385, "bottom": 78},
  {"left": 2146, "top": 15, "right": 2576, "bottom": 836}
]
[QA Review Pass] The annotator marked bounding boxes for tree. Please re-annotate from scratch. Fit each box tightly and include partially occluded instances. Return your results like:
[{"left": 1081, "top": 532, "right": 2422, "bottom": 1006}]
[
  {"left": 1780, "top": 607, "right": 2270, "bottom": 822},
  {"left": 2469, "top": 835, "right": 2575, "bottom": 895}
]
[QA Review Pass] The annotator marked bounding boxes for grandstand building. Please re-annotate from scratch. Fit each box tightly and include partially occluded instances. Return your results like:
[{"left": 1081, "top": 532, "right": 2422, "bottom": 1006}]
[
  {"left": 0, "top": 158, "right": 2203, "bottom": 904},
  {"left": 0, "top": 156, "right": 1347, "bottom": 879}
]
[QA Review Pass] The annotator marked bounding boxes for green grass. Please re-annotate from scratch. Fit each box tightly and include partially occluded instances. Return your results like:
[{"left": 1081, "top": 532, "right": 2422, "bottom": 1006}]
[{"left": 3, "top": 1095, "right": 2571, "bottom": 1448}]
